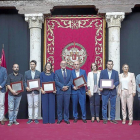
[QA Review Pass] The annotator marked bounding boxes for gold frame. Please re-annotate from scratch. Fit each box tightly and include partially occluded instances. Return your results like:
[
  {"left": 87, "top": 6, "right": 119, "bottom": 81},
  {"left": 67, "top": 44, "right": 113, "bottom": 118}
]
[{"left": 44, "top": 15, "right": 106, "bottom": 69}]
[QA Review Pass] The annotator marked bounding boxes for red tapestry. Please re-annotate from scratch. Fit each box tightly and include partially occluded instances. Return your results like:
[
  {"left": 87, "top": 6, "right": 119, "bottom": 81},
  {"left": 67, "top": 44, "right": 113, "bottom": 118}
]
[{"left": 44, "top": 16, "right": 105, "bottom": 73}]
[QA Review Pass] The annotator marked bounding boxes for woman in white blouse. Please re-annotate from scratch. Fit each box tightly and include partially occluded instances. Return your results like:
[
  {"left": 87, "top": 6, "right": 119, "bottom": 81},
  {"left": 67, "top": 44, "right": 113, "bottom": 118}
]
[
  {"left": 118, "top": 64, "right": 136, "bottom": 125},
  {"left": 87, "top": 63, "right": 101, "bottom": 122}
]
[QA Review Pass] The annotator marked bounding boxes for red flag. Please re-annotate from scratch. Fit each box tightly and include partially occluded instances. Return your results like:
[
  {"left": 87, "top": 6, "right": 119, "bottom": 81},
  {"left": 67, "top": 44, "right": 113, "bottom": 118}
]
[
  {"left": 1, "top": 48, "right": 7, "bottom": 68},
  {"left": 1, "top": 48, "right": 8, "bottom": 115}
]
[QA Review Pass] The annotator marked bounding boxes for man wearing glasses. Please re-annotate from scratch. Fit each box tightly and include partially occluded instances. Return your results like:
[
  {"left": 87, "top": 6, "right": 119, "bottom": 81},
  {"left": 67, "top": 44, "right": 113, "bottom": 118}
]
[{"left": 55, "top": 61, "right": 72, "bottom": 124}]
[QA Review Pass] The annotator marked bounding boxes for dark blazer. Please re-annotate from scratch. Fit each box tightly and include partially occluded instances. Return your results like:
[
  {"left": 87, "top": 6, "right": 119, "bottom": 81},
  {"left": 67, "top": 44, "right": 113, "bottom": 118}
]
[
  {"left": 24, "top": 70, "right": 41, "bottom": 94},
  {"left": 55, "top": 69, "right": 72, "bottom": 94},
  {"left": 71, "top": 69, "right": 87, "bottom": 94},
  {"left": 0, "top": 66, "right": 7, "bottom": 93},
  {"left": 98, "top": 69, "right": 119, "bottom": 95}
]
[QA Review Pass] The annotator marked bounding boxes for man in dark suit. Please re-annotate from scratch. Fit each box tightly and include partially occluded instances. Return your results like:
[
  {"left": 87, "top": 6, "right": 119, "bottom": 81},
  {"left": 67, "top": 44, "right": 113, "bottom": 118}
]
[
  {"left": 0, "top": 58, "right": 7, "bottom": 125},
  {"left": 99, "top": 60, "right": 119, "bottom": 124},
  {"left": 55, "top": 61, "right": 72, "bottom": 124},
  {"left": 71, "top": 61, "right": 87, "bottom": 123},
  {"left": 24, "top": 60, "right": 41, "bottom": 124}
]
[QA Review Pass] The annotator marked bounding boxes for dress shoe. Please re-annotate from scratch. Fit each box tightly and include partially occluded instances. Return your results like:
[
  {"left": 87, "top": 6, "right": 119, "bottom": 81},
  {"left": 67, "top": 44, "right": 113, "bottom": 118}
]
[
  {"left": 82, "top": 119, "right": 87, "bottom": 123},
  {"left": 57, "top": 121, "right": 61, "bottom": 124},
  {"left": 65, "top": 121, "right": 70, "bottom": 124},
  {"left": 110, "top": 120, "right": 118, "bottom": 124},
  {"left": 1, "top": 121, "right": 5, "bottom": 125},
  {"left": 103, "top": 119, "right": 107, "bottom": 124},
  {"left": 73, "top": 119, "right": 78, "bottom": 123}
]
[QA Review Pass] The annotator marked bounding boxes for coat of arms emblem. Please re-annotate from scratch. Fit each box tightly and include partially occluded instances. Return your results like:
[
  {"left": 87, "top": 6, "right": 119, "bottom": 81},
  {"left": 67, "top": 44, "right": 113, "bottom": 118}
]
[{"left": 62, "top": 42, "right": 87, "bottom": 68}]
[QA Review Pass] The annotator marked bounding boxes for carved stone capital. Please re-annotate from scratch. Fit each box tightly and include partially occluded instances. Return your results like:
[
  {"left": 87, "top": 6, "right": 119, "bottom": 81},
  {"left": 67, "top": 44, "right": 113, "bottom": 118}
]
[
  {"left": 106, "top": 12, "right": 125, "bottom": 28},
  {"left": 25, "top": 13, "right": 44, "bottom": 29}
]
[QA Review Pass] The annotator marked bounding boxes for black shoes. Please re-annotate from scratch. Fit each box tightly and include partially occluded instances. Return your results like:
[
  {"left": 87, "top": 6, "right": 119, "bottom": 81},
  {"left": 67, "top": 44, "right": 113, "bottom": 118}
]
[
  {"left": 103, "top": 119, "right": 107, "bottom": 124},
  {"left": 82, "top": 119, "right": 87, "bottom": 123},
  {"left": 110, "top": 120, "right": 118, "bottom": 124},
  {"left": 65, "top": 121, "right": 70, "bottom": 124},
  {"left": 73, "top": 119, "right": 78, "bottom": 123},
  {"left": 57, "top": 121, "right": 62, "bottom": 124}
]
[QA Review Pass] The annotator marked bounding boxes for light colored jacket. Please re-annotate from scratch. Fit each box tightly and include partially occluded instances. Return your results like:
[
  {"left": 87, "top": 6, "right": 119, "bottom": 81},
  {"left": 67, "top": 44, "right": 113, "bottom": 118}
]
[
  {"left": 118, "top": 72, "right": 136, "bottom": 95},
  {"left": 87, "top": 71, "right": 100, "bottom": 95},
  {"left": 136, "top": 74, "right": 140, "bottom": 97}
]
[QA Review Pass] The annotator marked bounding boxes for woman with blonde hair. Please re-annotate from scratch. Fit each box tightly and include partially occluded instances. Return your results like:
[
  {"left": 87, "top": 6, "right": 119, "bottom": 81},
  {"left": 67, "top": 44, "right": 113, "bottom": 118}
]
[
  {"left": 87, "top": 63, "right": 101, "bottom": 122},
  {"left": 118, "top": 64, "right": 136, "bottom": 125}
]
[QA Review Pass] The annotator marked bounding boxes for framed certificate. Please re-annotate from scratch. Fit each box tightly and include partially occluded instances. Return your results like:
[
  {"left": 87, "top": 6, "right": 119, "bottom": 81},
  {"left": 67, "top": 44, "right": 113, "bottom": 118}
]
[
  {"left": 73, "top": 75, "right": 86, "bottom": 88},
  {"left": 10, "top": 81, "right": 24, "bottom": 93},
  {"left": 42, "top": 82, "right": 55, "bottom": 93},
  {"left": 100, "top": 79, "right": 114, "bottom": 89},
  {"left": 27, "top": 79, "right": 40, "bottom": 90}
]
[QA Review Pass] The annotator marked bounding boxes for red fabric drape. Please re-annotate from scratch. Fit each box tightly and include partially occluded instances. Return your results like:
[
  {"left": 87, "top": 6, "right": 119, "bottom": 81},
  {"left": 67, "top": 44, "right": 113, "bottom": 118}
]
[
  {"left": 1, "top": 48, "right": 8, "bottom": 114},
  {"left": 45, "top": 16, "right": 105, "bottom": 73}
]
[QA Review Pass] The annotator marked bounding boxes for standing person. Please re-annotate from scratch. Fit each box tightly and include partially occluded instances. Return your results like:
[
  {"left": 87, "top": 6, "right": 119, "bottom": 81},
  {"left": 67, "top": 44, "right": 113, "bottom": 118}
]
[
  {"left": 87, "top": 63, "right": 100, "bottom": 123},
  {"left": 71, "top": 61, "right": 87, "bottom": 123},
  {"left": 118, "top": 64, "right": 136, "bottom": 125},
  {"left": 99, "top": 60, "right": 119, "bottom": 124},
  {"left": 6, "top": 64, "right": 23, "bottom": 126},
  {"left": 0, "top": 58, "right": 7, "bottom": 125},
  {"left": 55, "top": 61, "right": 72, "bottom": 124},
  {"left": 40, "top": 62, "right": 56, "bottom": 124},
  {"left": 136, "top": 73, "right": 140, "bottom": 125},
  {"left": 24, "top": 60, "right": 41, "bottom": 124}
]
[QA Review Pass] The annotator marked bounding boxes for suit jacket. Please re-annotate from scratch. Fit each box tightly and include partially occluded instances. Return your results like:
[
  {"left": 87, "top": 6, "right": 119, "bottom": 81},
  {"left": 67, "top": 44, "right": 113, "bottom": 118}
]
[
  {"left": 71, "top": 69, "right": 87, "bottom": 95},
  {"left": 0, "top": 66, "right": 7, "bottom": 93},
  {"left": 98, "top": 69, "right": 119, "bottom": 95},
  {"left": 55, "top": 69, "right": 72, "bottom": 94},
  {"left": 118, "top": 72, "right": 136, "bottom": 95},
  {"left": 87, "top": 71, "right": 100, "bottom": 95},
  {"left": 24, "top": 70, "right": 41, "bottom": 94}
]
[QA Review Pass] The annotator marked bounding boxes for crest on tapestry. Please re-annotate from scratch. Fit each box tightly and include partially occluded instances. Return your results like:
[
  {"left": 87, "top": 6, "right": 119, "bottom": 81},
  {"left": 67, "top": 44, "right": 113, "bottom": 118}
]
[{"left": 62, "top": 42, "right": 87, "bottom": 68}]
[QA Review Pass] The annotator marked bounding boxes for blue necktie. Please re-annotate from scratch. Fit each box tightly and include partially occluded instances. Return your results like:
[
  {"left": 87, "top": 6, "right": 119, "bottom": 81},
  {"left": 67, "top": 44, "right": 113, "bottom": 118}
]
[{"left": 63, "top": 69, "right": 66, "bottom": 82}]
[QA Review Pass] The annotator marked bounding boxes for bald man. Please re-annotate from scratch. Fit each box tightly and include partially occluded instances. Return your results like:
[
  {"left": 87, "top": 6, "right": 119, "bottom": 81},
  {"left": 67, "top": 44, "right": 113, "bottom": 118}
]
[
  {"left": 55, "top": 61, "right": 72, "bottom": 124},
  {"left": 6, "top": 64, "right": 23, "bottom": 126},
  {"left": 71, "top": 61, "right": 87, "bottom": 123}
]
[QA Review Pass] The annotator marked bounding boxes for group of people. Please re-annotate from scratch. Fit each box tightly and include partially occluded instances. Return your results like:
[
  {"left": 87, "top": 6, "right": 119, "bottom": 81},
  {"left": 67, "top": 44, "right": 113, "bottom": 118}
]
[{"left": 0, "top": 57, "right": 139, "bottom": 126}]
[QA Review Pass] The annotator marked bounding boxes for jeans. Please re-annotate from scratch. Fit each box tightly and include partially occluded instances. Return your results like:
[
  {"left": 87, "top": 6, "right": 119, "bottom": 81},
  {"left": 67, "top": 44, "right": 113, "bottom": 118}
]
[
  {"left": 27, "top": 92, "right": 39, "bottom": 119},
  {"left": 72, "top": 90, "right": 86, "bottom": 120},
  {"left": 8, "top": 94, "right": 22, "bottom": 123},
  {"left": 89, "top": 93, "right": 100, "bottom": 117},
  {"left": 102, "top": 91, "right": 116, "bottom": 120},
  {"left": 0, "top": 91, "right": 5, "bottom": 121}
]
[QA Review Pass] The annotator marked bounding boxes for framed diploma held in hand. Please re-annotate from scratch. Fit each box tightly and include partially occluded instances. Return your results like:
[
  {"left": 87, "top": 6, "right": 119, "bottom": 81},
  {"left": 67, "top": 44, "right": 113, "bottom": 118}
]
[
  {"left": 100, "top": 79, "right": 114, "bottom": 89},
  {"left": 42, "top": 82, "right": 55, "bottom": 93},
  {"left": 27, "top": 79, "right": 40, "bottom": 90},
  {"left": 10, "top": 81, "right": 24, "bottom": 93},
  {"left": 73, "top": 75, "right": 86, "bottom": 88}
]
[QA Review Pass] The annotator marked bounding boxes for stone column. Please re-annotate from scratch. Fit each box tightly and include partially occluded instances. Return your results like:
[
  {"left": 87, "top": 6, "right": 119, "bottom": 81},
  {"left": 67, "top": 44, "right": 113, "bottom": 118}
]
[
  {"left": 106, "top": 12, "right": 125, "bottom": 120},
  {"left": 25, "top": 13, "right": 44, "bottom": 119}
]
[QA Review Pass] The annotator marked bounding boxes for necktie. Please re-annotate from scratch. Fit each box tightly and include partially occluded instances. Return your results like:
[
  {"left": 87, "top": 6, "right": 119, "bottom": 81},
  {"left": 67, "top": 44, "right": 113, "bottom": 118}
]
[{"left": 63, "top": 69, "right": 66, "bottom": 82}]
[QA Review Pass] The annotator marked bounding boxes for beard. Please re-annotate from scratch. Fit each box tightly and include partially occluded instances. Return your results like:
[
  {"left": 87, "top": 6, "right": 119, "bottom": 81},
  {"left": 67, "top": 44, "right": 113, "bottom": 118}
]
[{"left": 13, "top": 70, "right": 19, "bottom": 74}]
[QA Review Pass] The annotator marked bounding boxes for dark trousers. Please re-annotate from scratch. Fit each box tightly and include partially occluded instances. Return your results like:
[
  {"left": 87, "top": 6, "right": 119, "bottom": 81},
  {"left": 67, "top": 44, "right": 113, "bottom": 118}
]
[
  {"left": 57, "top": 93, "right": 70, "bottom": 122},
  {"left": 102, "top": 91, "right": 116, "bottom": 120},
  {"left": 89, "top": 93, "right": 100, "bottom": 117},
  {"left": 41, "top": 93, "right": 55, "bottom": 124},
  {"left": 72, "top": 90, "right": 86, "bottom": 120}
]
